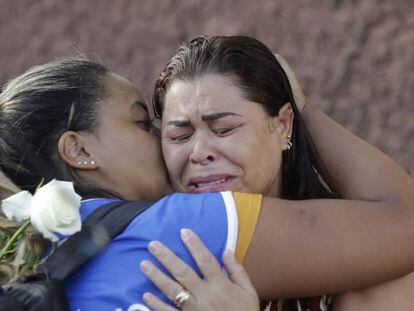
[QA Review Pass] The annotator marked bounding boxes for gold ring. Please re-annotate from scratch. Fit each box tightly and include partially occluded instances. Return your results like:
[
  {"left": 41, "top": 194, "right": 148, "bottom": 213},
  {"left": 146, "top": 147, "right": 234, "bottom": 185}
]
[{"left": 174, "top": 288, "right": 191, "bottom": 308}]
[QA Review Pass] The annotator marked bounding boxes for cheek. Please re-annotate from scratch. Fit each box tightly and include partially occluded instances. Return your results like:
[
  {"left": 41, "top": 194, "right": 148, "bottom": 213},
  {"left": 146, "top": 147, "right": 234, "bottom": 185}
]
[
  {"left": 259, "top": 142, "right": 282, "bottom": 183},
  {"left": 142, "top": 136, "right": 163, "bottom": 162},
  {"left": 162, "top": 142, "right": 186, "bottom": 179},
  {"left": 121, "top": 128, "right": 162, "bottom": 168},
  {"left": 255, "top": 148, "right": 281, "bottom": 175},
  {"left": 237, "top": 130, "right": 283, "bottom": 185}
]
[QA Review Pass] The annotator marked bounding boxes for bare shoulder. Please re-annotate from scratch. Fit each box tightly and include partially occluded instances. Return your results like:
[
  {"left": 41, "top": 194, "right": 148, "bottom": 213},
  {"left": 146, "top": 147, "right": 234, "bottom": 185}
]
[{"left": 334, "top": 272, "right": 414, "bottom": 311}]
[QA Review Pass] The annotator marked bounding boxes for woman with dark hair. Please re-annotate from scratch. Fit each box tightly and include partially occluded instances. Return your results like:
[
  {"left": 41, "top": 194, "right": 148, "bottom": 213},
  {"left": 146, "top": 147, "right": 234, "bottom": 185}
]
[
  {"left": 0, "top": 58, "right": 170, "bottom": 200},
  {"left": 153, "top": 36, "right": 335, "bottom": 201},
  {"left": 0, "top": 54, "right": 413, "bottom": 311},
  {"left": 144, "top": 35, "right": 414, "bottom": 310},
  {"left": 0, "top": 58, "right": 260, "bottom": 310}
]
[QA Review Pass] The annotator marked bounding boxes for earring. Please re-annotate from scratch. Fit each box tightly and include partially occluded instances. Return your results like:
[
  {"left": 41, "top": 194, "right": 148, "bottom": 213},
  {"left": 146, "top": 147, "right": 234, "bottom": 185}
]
[
  {"left": 77, "top": 160, "right": 95, "bottom": 165},
  {"left": 285, "top": 133, "right": 293, "bottom": 151}
]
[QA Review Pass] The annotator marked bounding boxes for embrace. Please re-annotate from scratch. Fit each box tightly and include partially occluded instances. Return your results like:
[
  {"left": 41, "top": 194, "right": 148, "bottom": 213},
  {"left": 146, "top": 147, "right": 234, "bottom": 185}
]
[{"left": 1, "top": 35, "right": 414, "bottom": 311}]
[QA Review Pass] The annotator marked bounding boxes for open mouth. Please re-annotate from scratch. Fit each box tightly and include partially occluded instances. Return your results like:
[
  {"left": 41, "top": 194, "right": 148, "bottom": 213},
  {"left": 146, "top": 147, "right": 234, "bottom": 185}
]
[{"left": 187, "top": 175, "right": 234, "bottom": 193}]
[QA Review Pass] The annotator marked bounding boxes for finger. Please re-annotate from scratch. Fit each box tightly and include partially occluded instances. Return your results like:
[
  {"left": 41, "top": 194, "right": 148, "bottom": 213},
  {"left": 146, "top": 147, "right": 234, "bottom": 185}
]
[
  {"left": 274, "top": 53, "right": 296, "bottom": 83},
  {"left": 147, "top": 241, "right": 202, "bottom": 291},
  {"left": 222, "top": 250, "right": 257, "bottom": 296},
  {"left": 141, "top": 260, "right": 187, "bottom": 302},
  {"left": 273, "top": 53, "right": 307, "bottom": 111},
  {"left": 143, "top": 292, "right": 178, "bottom": 311},
  {"left": 180, "top": 228, "right": 224, "bottom": 280}
]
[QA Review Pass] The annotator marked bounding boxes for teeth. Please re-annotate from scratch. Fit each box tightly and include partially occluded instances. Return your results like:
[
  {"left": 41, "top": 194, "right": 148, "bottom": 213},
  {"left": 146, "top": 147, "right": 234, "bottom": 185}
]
[{"left": 195, "top": 178, "right": 227, "bottom": 188}]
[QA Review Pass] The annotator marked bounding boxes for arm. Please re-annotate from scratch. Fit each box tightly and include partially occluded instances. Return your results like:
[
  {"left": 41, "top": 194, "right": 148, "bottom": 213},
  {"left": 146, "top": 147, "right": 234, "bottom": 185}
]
[
  {"left": 143, "top": 57, "right": 414, "bottom": 302},
  {"left": 244, "top": 55, "right": 414, "bottom": 298},
  {"left": 142, "top": 183, "right": 414, "bottom": 302},
  {"left": 276, "top": 53, "right": 412, "bottom": 203},
  {"left": 248, "top": 194, "right": 414, "bottom": 298},
  {"left": 145, "top": 189, "right": 414, "bottom": 302}
]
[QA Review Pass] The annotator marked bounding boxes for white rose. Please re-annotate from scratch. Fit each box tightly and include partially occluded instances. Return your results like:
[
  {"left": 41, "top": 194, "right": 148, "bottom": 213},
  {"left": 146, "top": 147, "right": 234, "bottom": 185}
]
[
  {"left": 1, "top": 191, "right": 33, "bottom": 222},
  {"left": 30, "top": 179, "right": 82, "bottom": 242}
]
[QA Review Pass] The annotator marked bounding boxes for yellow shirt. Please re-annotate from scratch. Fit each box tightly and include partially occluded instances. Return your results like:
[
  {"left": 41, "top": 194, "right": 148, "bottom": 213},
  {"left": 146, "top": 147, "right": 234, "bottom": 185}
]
[{"left": 233, "top": 192, "right": 262, "bottom": 263}]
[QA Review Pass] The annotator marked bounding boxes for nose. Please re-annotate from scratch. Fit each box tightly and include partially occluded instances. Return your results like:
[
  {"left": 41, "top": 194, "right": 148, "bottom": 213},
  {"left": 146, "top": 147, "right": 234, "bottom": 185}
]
[{"left": 190, "top": 135, "right": 218, "bottom": 165}]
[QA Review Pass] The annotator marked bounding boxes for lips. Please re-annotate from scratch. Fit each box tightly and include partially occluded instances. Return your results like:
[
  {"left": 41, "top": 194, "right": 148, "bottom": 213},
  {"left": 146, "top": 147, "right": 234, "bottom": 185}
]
[{"left": 187, "top": 174, "right": 235, "bottom": 193}]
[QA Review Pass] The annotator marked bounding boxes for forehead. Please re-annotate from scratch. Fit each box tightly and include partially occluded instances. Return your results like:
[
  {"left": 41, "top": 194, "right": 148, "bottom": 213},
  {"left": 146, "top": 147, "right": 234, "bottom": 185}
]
[
  {"left": 101, "top": 73, "right": 146, "bottom": 115},
  {"left": 163, "top": 74, "right": 249, "bottom": 119},
  {"left": 104, "top": 73, "right": 142, "bottom": 101}
]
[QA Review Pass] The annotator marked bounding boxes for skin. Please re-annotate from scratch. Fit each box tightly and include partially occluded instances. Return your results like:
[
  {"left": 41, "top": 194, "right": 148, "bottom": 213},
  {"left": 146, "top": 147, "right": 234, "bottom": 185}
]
[
  {"left": 54, "top": 68, "right": 414, "bottom": 309},
  {"left": 58, "top": 73, "right": 172, "bottom": 201},
  {"left": 56, "top": 71, "right": 259, "bottom": 310},
  {"left": 141, "top": 229, "right": 259, "bottom": 311},
  {"left": 162, "top": 74, "right": 293, "bottom": 196},
  {"left": 280, "top": 56, "right": 414, "bottom": 310},
  {"left": 142, "top": 56, "right": 414, "bottom": 307}
]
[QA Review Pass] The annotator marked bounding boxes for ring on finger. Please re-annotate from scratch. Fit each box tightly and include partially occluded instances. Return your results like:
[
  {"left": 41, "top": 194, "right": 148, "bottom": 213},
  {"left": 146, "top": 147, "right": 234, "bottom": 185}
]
[{"left": 174, "top": 288, "right": 191, "bottom": 308}]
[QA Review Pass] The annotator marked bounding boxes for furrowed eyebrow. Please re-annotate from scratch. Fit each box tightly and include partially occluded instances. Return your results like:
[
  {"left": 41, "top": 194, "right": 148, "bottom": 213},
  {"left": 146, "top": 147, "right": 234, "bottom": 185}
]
[
  {"left": 167, "top": 112, "right": 241, "bottom": 127},
  {"left": 167, "top": 119, "right": 191, "bottom": 127},
  {"left": 201, "top": 112, "right": 241, "bottom": 121}
]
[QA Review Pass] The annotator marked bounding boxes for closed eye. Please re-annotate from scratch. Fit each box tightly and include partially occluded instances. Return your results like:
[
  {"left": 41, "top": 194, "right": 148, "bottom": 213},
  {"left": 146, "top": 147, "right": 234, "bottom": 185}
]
[
  {"left": 135, "top": 120, "right": 152, "bottom": 131},
  {"left": 168, "top": 132, "right": 192, "bottom": 142},
  {"left": 212, "top": 124, "right": 241, "bottom": 136},
  {"left": 212, "top": 128, "right": 233, "bottom": 135}
]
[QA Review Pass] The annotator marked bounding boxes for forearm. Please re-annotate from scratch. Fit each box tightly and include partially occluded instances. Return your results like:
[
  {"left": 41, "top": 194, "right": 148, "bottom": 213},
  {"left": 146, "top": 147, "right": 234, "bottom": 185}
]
[
  {"left": 302, "top": 103, "right": 413, "bottom": 202},
  {"left": 276, "top": 51, "right": 412, "bottom": 203},
  {"left": 256, "top": 55, "right": 414, "bottom": 298},
  {"left": 245, "top": 194, "right": 414, "bottom": 299}
]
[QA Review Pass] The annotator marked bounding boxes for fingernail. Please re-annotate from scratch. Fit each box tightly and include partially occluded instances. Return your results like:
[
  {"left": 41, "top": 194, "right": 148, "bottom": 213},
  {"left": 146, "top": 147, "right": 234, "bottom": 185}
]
[
  {"left": 140, "top": 260, "right": 152, "bottom": 273},
  {"left": 142, "top": 292, "right": 152, "bottom": 304},
  {"left": 181, "top": 228, "right": 193, "bottom": 241},
  {"left": 148, "top": 241, "right": 161, "bottom": 253}
]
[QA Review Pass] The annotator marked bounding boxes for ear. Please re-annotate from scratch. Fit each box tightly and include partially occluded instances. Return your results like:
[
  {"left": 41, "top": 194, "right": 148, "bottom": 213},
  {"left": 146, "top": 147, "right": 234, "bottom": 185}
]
[
  {"left": 277, "top": 102, "right": 294, "bottom": 151},
  {"left": 58, "top": 131, "right": 99, "bottom": 170}
]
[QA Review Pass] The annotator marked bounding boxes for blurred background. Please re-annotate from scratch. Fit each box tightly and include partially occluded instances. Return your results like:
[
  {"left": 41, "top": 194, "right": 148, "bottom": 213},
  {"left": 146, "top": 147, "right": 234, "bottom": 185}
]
[{"left": 0, "top": 0, "right": 413, "bottom": 176}]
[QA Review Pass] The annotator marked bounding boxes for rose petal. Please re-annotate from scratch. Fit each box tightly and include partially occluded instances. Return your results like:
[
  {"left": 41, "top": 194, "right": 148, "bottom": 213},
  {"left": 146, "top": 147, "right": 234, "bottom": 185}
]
[
  {"left": 54, "top": 217, "right": 82, "bottom": 235},
  {"left": 1, "top": 191, "right": 33, "bottom": 222},
  {"left": 30, "top": 179, "right": 82, "bottom": 242}
]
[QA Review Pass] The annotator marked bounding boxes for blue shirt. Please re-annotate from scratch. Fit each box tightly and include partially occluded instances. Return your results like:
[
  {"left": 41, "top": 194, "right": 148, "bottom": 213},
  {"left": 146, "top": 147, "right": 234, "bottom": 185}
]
[{"left": 64, "top": 192, "right": 237, "bottom": 311}]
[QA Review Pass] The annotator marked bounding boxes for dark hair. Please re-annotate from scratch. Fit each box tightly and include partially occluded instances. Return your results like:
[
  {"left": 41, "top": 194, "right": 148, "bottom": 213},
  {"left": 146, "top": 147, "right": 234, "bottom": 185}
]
[
  {"left": 154, "top": 35, "right": 338, "bottom": 200},
  {"left": 0, "top": 57, "right": 109, "bottom": 197}
]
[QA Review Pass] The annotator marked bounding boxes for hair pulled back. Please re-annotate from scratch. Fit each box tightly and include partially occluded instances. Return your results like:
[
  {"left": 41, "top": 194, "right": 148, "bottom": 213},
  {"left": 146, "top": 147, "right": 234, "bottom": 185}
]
[
  {"left": 154, "top": 35, "right": 338, "bottom": 200},
  {"left": 0, "top": 57, "right": 108, "bottom": 197}
]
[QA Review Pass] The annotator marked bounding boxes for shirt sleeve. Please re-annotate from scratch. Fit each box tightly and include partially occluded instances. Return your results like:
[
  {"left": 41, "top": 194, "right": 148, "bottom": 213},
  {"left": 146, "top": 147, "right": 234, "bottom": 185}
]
[{"left": 232, "top": 192, "right": 262, "bottom": 263}]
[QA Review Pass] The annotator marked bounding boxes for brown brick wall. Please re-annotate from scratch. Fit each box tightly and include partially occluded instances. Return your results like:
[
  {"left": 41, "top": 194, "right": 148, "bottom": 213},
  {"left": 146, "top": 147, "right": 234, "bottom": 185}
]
[{"left": 1, "top": 0, "right": 413, "bottom": 176}]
